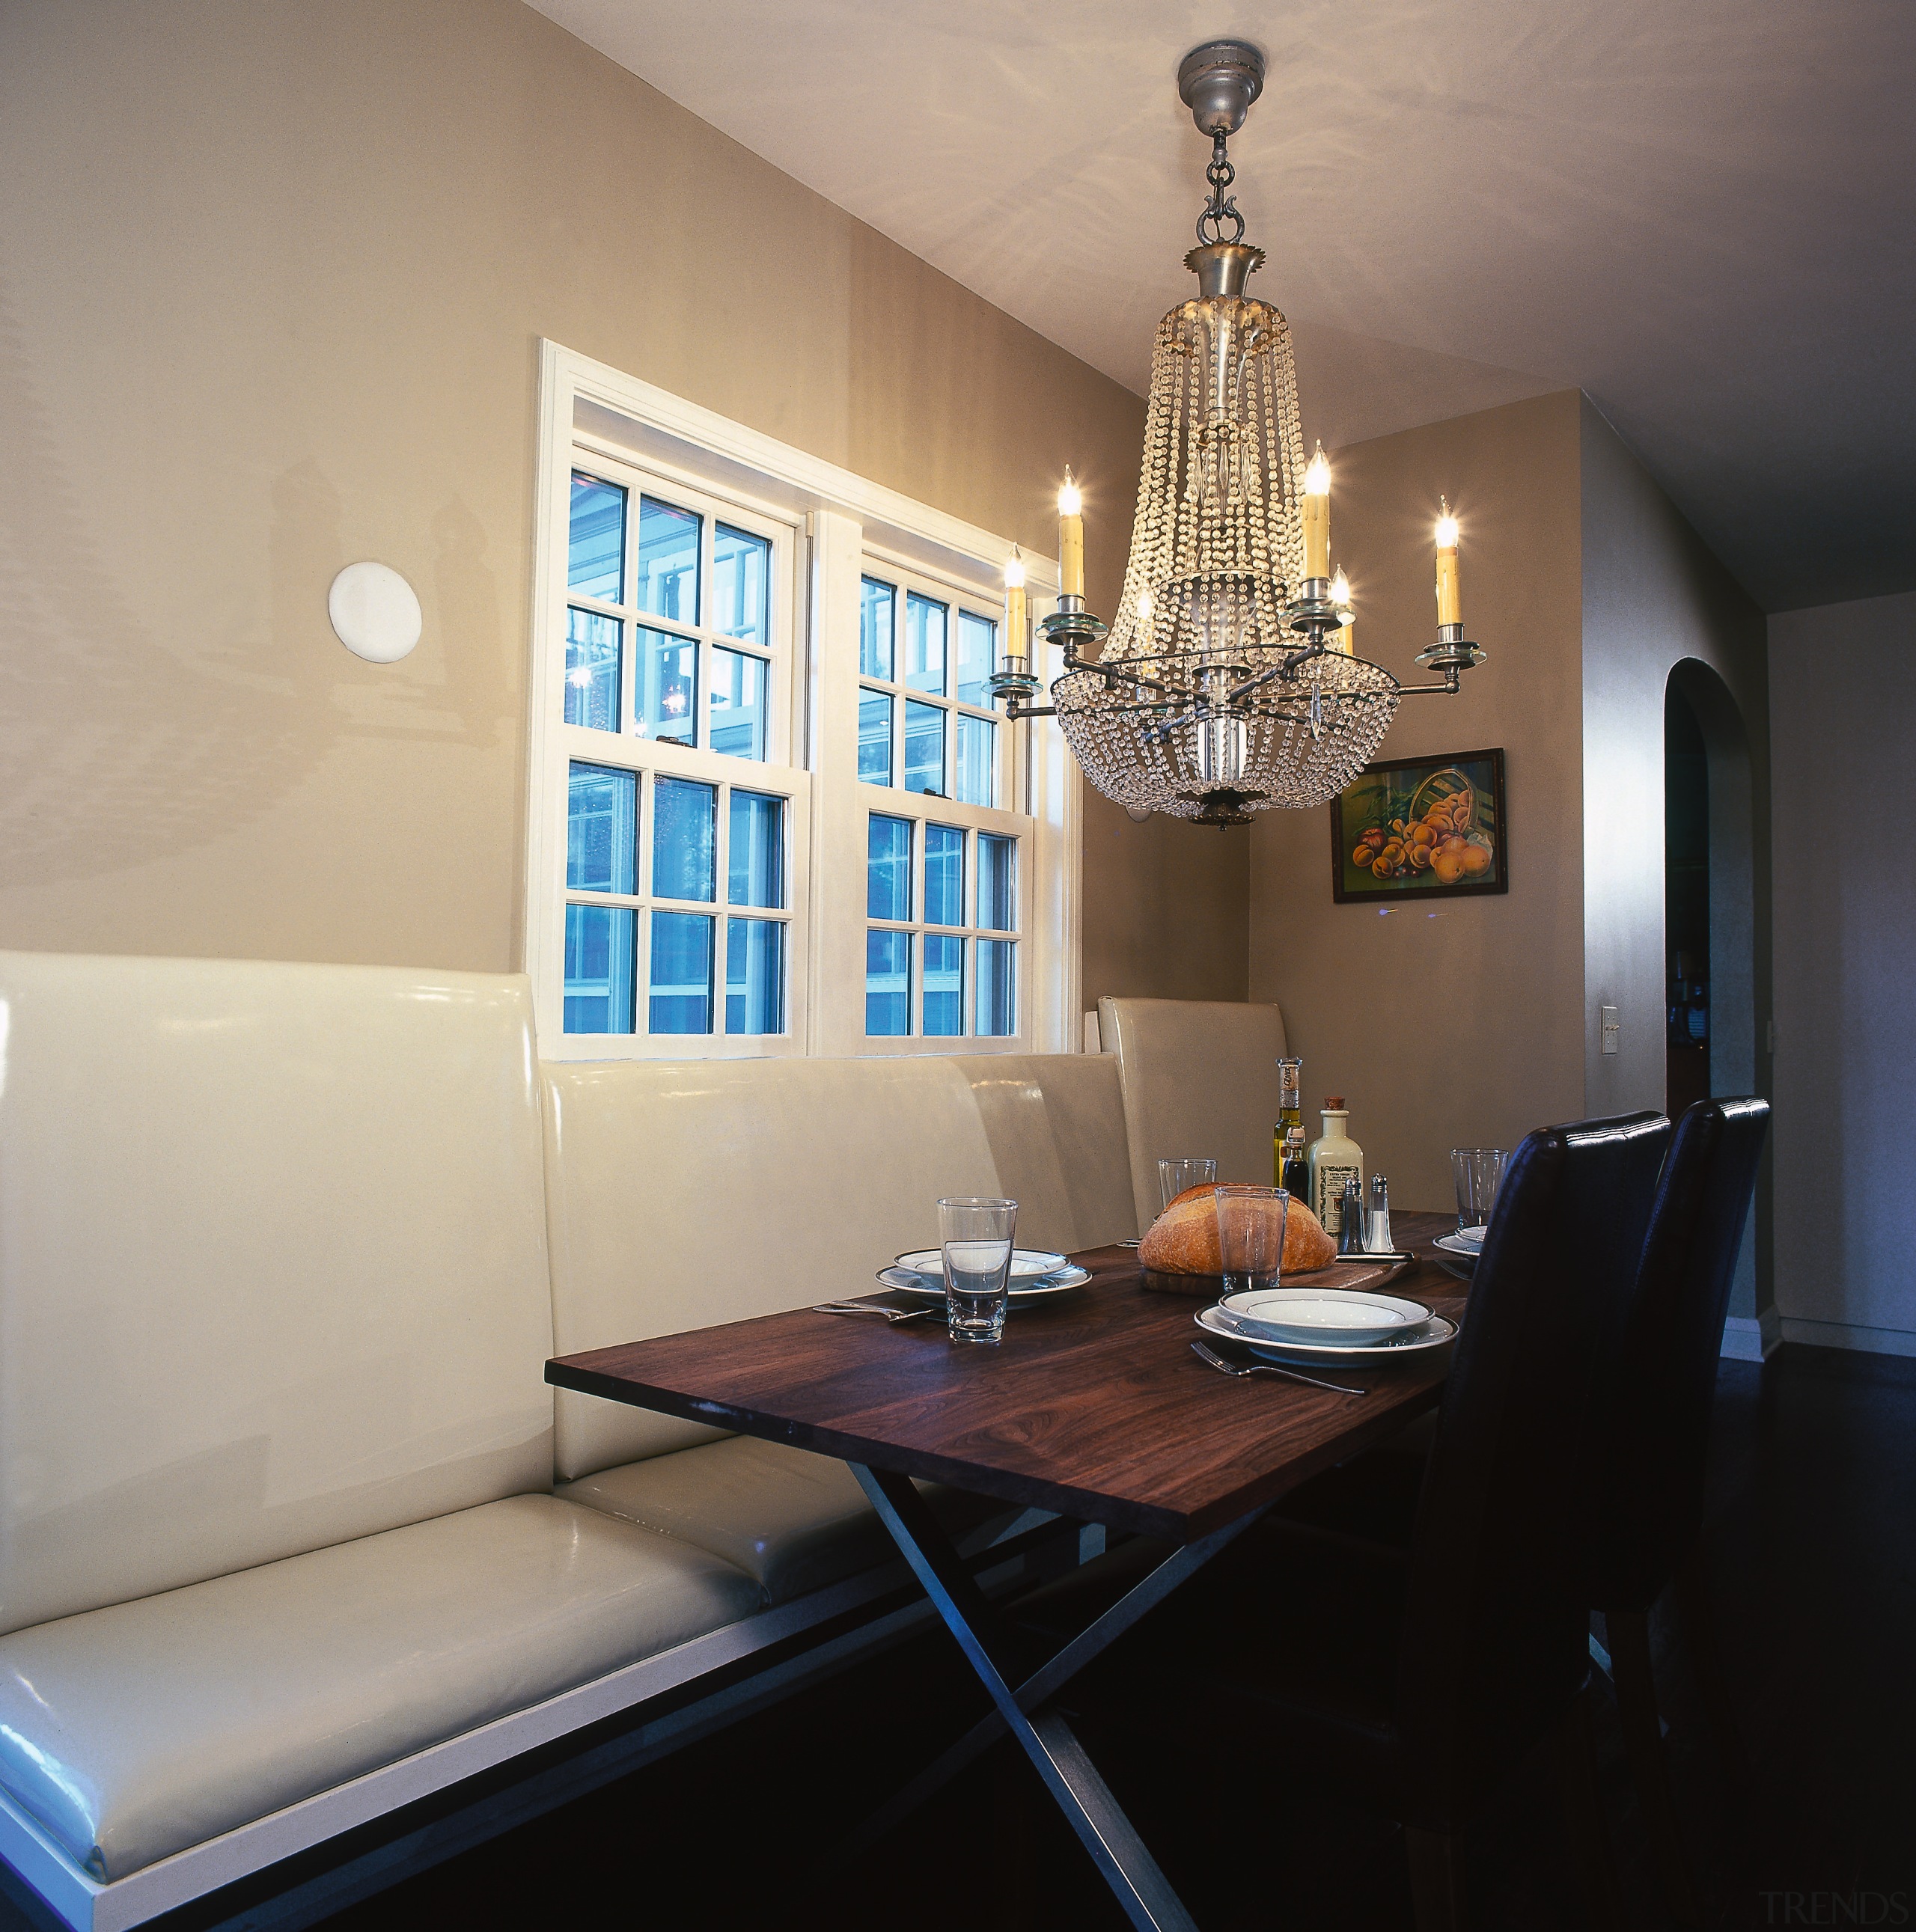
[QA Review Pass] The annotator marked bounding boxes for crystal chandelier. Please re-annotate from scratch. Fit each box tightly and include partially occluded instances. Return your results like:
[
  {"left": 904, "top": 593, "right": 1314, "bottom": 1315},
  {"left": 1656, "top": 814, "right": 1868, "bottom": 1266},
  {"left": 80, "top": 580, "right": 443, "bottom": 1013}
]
[{"left": 991, "top": 40, "right": 1485, "bottom": 827}]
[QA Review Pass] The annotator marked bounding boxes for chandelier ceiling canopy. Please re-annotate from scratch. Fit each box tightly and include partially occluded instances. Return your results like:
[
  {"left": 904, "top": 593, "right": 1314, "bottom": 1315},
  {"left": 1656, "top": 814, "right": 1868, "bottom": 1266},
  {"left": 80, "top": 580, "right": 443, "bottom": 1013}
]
[{"left": 992, "top": 40, "right": 1485, "bottom": 827}]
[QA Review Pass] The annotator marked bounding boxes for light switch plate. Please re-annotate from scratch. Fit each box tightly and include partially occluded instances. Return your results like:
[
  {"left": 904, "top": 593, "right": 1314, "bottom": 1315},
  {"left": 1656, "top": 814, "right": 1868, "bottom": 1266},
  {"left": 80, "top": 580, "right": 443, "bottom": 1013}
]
[{"left": 1600, "top": 1005, "right": 1620, "bottom": 1056}]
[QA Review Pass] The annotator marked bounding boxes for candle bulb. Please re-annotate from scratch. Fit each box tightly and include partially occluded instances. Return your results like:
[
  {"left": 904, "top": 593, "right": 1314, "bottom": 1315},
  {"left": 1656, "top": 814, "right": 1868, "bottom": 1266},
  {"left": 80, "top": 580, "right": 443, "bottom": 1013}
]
[
  {"left": 1435, "top": 498, "right": 1462, "bottom": 628},
  {"left": 1003, "top": 548, "right": 1027, "bottom": 656},
  {"left": 1328, "top": 569, "right": 1352, "bottom": 655},
  {"left": 1302, "top": 444, "right": 1331, "bottom": 582},
  {"left": 1058, "top": 471, "right": 1084, "bottom": 599}
]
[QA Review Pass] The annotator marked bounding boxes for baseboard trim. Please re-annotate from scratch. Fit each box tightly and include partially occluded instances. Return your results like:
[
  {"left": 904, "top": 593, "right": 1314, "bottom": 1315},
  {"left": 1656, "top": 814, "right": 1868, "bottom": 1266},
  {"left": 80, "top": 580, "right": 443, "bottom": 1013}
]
[
  {"left": 1778, "top": 1315, "right": 1916, "bottom": 1360},
  {"left": 1720, "top": 1308, "right": 1781, "bottom": 1362}
]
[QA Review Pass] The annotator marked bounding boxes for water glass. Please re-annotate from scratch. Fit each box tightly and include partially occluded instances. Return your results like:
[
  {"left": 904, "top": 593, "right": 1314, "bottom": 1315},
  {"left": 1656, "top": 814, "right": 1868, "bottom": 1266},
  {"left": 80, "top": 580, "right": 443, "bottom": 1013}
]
[
  {"left": 1158, "top": 1157, "right": 1218, "bottom": 1214},
  {"left": 1213, "top": 1184, "right": 1287, "bottom": 1297},
  {"left": 1450, "top": 1148, "right": 1508, "bottom": 1234},
  {"left": 938, "top": 1196, "right": 1018, "bottom": 1345}
]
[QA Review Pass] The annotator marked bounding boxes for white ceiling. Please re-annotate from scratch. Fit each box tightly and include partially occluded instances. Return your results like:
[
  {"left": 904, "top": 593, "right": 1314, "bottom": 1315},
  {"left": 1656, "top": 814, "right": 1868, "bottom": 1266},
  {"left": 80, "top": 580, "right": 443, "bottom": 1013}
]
[{"left": 530, "top": 0, "right": 1916, "bottom": 611}]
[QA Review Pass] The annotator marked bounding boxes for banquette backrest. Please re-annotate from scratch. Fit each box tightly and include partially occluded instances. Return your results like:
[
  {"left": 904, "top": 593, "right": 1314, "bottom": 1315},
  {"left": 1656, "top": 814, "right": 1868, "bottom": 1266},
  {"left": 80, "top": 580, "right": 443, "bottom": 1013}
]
[
  {"left": 1097, "top": 997, "right": 1288, "bottom": 1232},
  {"left": 0, "top": 953, "right": 555, "bottom": 1638}
]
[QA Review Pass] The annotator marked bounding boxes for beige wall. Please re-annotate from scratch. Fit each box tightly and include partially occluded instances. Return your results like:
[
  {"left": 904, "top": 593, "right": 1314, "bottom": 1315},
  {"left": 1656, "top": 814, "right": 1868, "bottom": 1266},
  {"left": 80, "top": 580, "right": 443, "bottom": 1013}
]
[
  {"left": 1579, "top": 400, "right": 1772, "bottom": 1321},
  {"left": 0, "top": 0, "right": 1183, "bottom": 994},
  {"left": 1769, "top": 591, "right": 1916, "bottom": 1355},
  {"left": 1249, "top": 391, "right": 1590, "bottom": 1209}
]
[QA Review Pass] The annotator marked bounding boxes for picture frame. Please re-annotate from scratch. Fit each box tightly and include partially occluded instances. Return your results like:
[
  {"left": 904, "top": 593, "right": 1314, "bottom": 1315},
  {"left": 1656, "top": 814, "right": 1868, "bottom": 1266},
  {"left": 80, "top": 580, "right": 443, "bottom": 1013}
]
[{"left": 1329, "top": 747, "right": 1508, "bottom": 903}]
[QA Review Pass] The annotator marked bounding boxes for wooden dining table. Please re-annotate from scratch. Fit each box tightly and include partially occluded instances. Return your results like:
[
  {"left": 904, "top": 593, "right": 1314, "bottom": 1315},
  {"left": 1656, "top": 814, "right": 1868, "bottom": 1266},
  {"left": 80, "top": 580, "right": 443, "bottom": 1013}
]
[{"left": 547, "top": 1209, "right": 1465, "bottom": 1932}]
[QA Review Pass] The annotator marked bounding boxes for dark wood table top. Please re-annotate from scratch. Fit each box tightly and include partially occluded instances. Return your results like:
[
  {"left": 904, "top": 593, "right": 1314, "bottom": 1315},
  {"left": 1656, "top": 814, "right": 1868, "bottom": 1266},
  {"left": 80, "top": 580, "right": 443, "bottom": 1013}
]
[{"left": 547, "top": 1209, "right": 1467, "bottom": 1542}]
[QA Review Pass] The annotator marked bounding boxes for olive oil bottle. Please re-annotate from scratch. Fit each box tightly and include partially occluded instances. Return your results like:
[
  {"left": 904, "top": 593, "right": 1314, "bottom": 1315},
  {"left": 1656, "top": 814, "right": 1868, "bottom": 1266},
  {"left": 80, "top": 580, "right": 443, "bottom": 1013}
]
[{"left": 1273, "top": 1057, "right": 1308, "bottom": 1199}]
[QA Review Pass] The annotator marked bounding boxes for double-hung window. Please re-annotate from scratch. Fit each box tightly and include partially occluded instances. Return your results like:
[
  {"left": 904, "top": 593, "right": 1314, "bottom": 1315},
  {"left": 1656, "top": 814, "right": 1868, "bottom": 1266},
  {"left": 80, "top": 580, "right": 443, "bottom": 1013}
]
[
  {"left": 528, "top": 342, "right": 1077, "bottom": 1060},
  {"left": 546, "top": 458, "right": 808, "bottom": 1051}
]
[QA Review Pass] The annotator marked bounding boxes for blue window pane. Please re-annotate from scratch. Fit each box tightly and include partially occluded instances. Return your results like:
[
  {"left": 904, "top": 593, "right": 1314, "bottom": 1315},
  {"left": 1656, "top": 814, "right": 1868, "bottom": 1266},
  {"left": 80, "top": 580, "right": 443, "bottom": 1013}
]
[
  {"left": 860, "top": 577, "right": 894, "bottom": 680},
  {"left": 726, "top": 918, "right": 784, "bottom": 1034},
  {"left": 637, "top": 498, "right": 699, "bottom": 623},
  {"left": 977, "top": 938, "right": 1016, "bottom": 1036},
  {"left": 636, "top": 628, "right": 697, "bottom": 745},
  {"left": 710, "top": 646, "right": 766, "bottom": 760},
  {"left": 568, "top": 472, "right": 624, "bottom": 601},
  {"left": 867, "top": 814, "right": 912, "bottom": 922},
  {"left": 978, "top": 832, "right": 1016, "bottom": 931},
  {"left": 956, "top": 611, "right": 996, "bottom": 706},
  {"left": 564, "top": 608, "right": 620, "bottom": 732},
  {"left": 925, "top": 824, "right": 964, "bottom": 928},
  {"left": 858, "top": 688, "right": 893, "bottom": 786},
  {"left": 650, "top": 911, "right": 714, "bottom": 1035},
  {"left": 866, "top": 929, "right": 911, "bottom": 1037},
  {"left": 904, "top": 700, "right": 945, "bottom": 795},
  {"left": 955, "top": 713, "right": 995, "bottom": 807},
  {"left": 924, "top": 934, "right": 964, "bottom": 1037},
  {"left": 563, "top": 904, "right": 635, "bottom": 1034},
  {"left": 729, "top": 791, "right": 784, "bottom": 908},
  {"left": 654, "top": 777, "right": 716, "bottom": 902},
  {"left": 905, "top": 593, "right": 946, "bottom": 694},
  {"left": 566, "top": 763, "right": 636, "bottom": 894},
  {"left": 713, "top": 525, "right": 769, "bottom": 644}
]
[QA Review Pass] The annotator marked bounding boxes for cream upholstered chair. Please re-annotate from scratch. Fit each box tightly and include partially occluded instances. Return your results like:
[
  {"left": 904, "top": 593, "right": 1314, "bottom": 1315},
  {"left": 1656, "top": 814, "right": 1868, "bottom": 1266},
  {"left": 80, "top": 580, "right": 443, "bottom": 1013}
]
[{"left": 1096, "top": 997, "right": 1289, "bottom": 1235}]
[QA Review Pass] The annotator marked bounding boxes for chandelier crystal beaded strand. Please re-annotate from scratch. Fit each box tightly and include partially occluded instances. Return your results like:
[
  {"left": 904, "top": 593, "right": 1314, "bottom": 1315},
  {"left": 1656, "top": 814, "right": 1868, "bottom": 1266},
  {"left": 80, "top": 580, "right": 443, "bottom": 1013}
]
[{"left": 992, "top": 40, "right": 1485, "bottom": 827}]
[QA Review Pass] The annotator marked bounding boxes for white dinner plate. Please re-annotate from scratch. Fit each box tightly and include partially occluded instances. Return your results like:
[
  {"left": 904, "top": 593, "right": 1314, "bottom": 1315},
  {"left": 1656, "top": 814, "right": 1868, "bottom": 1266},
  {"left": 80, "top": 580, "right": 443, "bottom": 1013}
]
[
  {"left": 1433, "top": 1233, "right": 1483, "bottom": 1262},
  {"left": 1194, "top": 1302, "right": 1457, "bottom": 1365},
  {"left": 1219, "top": 1286, "right": 1431, "bottom": 1347},
  {"left": 879, "top": 1264, "right": 1092, "bottom": 1303},
  {"left": 894, "top": 1247, "right": 1069, "bottom": 1283},
  {"left": 1452, "top": 1225, "right": 1488, "bottom": 1250}
]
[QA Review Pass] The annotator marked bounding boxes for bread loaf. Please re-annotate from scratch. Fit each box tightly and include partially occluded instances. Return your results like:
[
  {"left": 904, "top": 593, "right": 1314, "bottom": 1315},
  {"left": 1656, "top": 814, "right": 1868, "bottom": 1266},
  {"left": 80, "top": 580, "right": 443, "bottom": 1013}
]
[{"left": 1137, "top": 1184, "right": 1338, "bottom": 1277}]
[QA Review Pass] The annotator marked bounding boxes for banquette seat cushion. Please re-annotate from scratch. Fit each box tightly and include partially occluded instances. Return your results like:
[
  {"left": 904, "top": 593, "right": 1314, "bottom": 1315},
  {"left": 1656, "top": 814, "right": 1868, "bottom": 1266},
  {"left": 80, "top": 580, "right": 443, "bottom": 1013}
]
[
  {"left": 0, "top": 1496, "right": 757, "bottom": 1880},
  {"left": 557, "top": 1437, "right": 1010, "bottom": 1607}
]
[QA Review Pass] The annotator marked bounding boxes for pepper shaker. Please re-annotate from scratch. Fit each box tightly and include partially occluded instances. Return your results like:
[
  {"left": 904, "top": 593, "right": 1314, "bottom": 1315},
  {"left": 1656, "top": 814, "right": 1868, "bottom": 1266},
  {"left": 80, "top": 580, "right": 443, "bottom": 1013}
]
[{"left": 1337, "top": 1177, "right": 1365, "bottom": 1256}]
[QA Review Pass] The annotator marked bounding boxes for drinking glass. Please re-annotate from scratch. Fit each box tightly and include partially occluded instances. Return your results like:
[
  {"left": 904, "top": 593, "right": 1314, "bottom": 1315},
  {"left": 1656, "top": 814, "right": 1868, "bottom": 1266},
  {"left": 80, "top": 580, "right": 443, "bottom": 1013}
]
[
  {"left": 1158, "top": 1157, "right": 1218, "bottom": 1214},
  {"left": 938, "top": 1196, "right": 1018, "bottom": 1345},
  {"left": 1213, "top": 1184, "right": 1287, "bottom": 1297},
  {"left": 1450, "top": 1149, "right": 1508, "bottom": 1235}
]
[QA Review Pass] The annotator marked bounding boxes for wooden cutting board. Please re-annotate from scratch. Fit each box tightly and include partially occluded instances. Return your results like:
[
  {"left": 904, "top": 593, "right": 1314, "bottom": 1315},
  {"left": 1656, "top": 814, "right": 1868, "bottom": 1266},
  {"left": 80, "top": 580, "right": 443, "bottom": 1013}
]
[{"left": 1139, "top": 1255, "right": 1419, "bottom": 1299}]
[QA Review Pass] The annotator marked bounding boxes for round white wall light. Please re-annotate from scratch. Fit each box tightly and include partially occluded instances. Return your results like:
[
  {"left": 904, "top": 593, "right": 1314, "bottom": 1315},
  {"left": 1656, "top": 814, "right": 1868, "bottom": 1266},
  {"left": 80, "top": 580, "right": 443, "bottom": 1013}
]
[{"left": 328, "top": 561, "right": 422, "bottom": 664}]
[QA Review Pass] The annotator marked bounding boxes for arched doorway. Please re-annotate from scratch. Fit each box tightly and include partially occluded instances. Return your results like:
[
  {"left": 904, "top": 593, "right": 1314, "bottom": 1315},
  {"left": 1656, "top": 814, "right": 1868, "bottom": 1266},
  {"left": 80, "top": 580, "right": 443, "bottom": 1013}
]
[{"left": 1665, "top": 660, "right": 1757, "bottom": 1111}]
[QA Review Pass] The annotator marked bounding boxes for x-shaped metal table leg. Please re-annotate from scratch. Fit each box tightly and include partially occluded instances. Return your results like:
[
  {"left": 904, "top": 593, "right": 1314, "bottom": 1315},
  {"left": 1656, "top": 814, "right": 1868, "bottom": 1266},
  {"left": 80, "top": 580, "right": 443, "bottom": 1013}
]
[{"left": 847, "top": 1464, "right": 1264, "bottom": 1932}]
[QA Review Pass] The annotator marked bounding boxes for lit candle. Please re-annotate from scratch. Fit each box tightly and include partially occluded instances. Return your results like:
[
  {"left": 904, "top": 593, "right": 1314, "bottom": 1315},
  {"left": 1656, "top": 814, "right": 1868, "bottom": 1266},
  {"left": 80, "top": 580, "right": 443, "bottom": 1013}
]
[
  {"left": 1003, "top": 548, "right": 1027, "bottom": 655},
  {"left": 1302, "top": 444, "right": 1331, "bottom": 582},
  {"left": 1328, "top": 569, "right": 1352, "bottom": 655},
  {"left": 1435, "top": 498, "right": 1462, "bottom": 628},
  {"left": 1058, "top": 471, "right": 1084, "bottom": 599}
]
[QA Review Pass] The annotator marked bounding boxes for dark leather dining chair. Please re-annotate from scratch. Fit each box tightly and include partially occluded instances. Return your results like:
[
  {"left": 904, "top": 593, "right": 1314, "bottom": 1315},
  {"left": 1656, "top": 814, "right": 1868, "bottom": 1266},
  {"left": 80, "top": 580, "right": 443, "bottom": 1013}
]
[
  {"left": 1569, "top": 1095, "right": 1771, "bottom": 1924},
  {"left": 1022, "top": 1110, "right": 1671, "bottom": 1932}
]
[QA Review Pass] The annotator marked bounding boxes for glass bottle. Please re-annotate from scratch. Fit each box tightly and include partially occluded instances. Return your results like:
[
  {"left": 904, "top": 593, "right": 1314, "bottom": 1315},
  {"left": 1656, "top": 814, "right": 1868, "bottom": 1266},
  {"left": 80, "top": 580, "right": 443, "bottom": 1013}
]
[
  {"left": 1273, "top": 1057, "right": 1308, "bottom": 1199},
  {"left": 1308, "top": 1098, "right": 1364, "bottom": 1238},
  {"left": 1366, "top": 1173, "right": 1393, "bottom": 1256}
]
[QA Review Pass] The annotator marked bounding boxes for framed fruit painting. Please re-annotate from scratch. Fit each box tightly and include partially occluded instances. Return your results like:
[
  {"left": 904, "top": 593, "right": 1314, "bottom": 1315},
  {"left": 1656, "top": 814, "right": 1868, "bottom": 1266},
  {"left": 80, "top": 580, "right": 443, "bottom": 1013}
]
[{"left": 1329, "top": 748, "right": 1508, "bottom": 903}]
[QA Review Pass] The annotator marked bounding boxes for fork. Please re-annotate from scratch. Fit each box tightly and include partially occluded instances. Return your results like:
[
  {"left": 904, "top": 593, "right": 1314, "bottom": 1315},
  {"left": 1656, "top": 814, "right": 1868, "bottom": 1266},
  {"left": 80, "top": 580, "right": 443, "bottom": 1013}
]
[
  {"left": 1190, "top": 1339, "right": 1367, "bottom": 1398},
  {"left": 813, "top": 1301, "right": 937, "bottom": 1324}
]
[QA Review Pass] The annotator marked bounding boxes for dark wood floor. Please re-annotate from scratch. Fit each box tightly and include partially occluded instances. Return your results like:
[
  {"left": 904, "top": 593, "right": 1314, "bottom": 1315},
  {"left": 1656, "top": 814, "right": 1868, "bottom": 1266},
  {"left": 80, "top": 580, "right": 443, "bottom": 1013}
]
[{"left": 10, "top": 1345, "right": 1912, "bottom": 1932}]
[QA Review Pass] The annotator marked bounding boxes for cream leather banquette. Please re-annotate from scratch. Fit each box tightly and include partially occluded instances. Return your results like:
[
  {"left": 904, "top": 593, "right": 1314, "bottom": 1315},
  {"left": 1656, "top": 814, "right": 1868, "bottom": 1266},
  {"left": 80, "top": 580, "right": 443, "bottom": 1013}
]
[{"left": 0, "top": 951, "right": 1283, "bottom": 1930}]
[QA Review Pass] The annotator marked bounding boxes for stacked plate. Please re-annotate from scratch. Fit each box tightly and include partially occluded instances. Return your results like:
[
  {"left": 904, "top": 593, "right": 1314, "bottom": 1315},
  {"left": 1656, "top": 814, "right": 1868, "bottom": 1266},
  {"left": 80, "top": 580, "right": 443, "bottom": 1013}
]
[
  {"left": 879, "top": 1248, "right": 1093, "bottom": 1303},
  {"left": 1430, "top": 1225, "right": 1486, "bottom": 1280},
  {"left": 1194, "top": 1285, "right": 1456, "bottom": 1366}
]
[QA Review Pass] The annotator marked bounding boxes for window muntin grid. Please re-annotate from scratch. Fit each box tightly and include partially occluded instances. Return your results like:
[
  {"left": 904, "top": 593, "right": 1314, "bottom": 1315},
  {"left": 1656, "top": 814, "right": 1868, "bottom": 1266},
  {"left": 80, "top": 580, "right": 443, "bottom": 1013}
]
[
  {"left": 863, "top": 810, "right": 1019, "bottom": 1039},
  {"left": 856, "top": 569, "right": 1003, "bottom": 809},
  {"left": 566, "top": 470, "right": 776, "bottom": 765}
]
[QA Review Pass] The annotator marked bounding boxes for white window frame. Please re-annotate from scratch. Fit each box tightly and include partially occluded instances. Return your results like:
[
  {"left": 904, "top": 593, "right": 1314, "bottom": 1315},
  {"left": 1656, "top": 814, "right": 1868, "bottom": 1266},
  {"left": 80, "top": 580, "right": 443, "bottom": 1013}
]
[{"left": 527, "top": 340, "right": 1081, "bottom": 1060}]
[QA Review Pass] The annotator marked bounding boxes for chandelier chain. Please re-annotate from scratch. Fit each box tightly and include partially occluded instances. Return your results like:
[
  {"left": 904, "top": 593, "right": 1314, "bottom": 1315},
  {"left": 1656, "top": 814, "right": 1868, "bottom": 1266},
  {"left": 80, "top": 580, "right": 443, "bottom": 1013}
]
[{"left": 1195, "top": 129, "right": 1245, "bottom": 246}]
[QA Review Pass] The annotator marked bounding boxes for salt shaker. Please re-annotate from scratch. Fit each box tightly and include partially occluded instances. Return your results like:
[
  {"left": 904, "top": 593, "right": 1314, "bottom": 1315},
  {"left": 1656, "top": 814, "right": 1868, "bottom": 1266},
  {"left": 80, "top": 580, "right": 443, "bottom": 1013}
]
[{"left": 1366, "top": 1173, "right": 1393, "bottom": 1256}]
